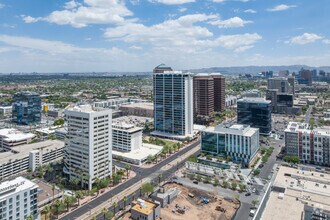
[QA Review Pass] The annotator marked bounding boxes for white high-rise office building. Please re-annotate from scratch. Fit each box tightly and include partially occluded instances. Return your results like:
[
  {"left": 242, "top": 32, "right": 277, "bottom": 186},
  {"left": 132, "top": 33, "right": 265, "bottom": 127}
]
[
  {"left": 153, "top": 68, "right": 194, "bottom": 138},
  {"left": 0, "top": 176, "right": 39, "bottom": 220},
  {"left": 63, "top": 105, "right": 112, "bottom": 190},
  {"left": 112, "top": 123, "right": 143, "bottom": 152}
]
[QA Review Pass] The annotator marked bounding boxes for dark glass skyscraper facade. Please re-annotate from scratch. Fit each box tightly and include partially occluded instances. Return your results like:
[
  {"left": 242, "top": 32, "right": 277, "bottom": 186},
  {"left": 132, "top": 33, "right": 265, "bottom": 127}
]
[
  {"left": 237, "top": 98, "right": 272, "bottom": 135},
  {"left": 12, "top": 91, "right": 41, "bottom": 125}
]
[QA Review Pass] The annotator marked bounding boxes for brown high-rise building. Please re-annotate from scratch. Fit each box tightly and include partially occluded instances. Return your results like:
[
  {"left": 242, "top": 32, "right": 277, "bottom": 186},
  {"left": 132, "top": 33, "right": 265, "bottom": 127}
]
[{"left": 193, "top": 73, "right": 225, "bottom": 124}]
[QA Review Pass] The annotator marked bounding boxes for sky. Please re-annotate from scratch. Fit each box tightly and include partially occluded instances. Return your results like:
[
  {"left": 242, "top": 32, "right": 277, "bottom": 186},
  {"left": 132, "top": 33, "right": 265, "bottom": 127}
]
[{"left": 0, "top": 0, "right": 329, "bottom": 73}]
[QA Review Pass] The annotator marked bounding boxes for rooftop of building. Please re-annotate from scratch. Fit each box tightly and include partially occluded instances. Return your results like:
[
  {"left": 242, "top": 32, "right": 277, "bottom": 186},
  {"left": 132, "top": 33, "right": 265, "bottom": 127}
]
[
  {"left": 0, "top": 140, "right": 65, "bottom": 164},
  {"left": 66, "top": 104, "right": 111, "bottom": 113},
  {"left": 154, "top": 63, "right": 172, "bottom": 69},
  {"left": 14, "top": 91, "right": 39, "bottom": 96},
  {"left": 203, "top": 123, "right": 259, "bottom": 137},
  {"left": 112, "top": 122, "right": 143, "bottom": 133},
  {"left": 131, "top": 199, "right": 157, "bottom": 215},
  {"left": 285, "top": 122, "right": 330, "bottom": 135},
  {"left": 0, "top": 128, "right": 35, "bottom": 142},
  {"left": 0, "top": 176, "right": 37, "bottom": 199},
  {"left": 0, "top": 106, "right": 12, "bottom": 109},
  {"left": 237, "top": 97, "right": 271, "bottom": 104},
  {"left": 120, "top": 102, "right": 153, "bottom": 110},
  {"left": 112, "top": 143, "right": 163, "bottom": 161},
  {"left": 194, "top": 73, "right": 223, "bottom": 78},
  {"left": 262, "top": 166, "right": 330, "bottom": 220}
]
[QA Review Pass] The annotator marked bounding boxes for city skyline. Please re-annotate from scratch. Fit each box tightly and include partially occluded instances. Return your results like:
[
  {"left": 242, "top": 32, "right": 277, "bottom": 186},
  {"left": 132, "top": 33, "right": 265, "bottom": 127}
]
[{"left": 0, "top": 0, "right": 329, "bottom": 72}]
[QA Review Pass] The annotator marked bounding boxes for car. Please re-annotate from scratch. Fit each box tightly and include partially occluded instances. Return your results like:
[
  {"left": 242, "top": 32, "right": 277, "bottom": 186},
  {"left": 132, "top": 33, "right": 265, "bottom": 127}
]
[
  {"left": 252, "top": 188, "right": 256, "bottom": 193},
  {"left": 193, "top": 180, "right": 199, "bottom": 184},
  {"left": 258, "top": 164, "right": 264, "bottom": 168},
  {"left": 245, "top": 192, "right": 251, "bottom": 196}
]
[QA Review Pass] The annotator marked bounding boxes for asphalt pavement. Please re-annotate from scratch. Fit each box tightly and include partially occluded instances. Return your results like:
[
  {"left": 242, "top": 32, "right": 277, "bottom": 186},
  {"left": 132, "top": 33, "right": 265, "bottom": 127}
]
[{"left": 61, "top": 140, "right": 200, "bottom": 220}]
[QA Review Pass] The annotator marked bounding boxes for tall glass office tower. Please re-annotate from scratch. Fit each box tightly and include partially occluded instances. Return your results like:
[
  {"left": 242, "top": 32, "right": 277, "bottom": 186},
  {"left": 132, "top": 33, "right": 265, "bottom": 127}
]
[
  {"left": 12, "top": 91, "right": 41, "bottom": 125},
  {"left": 153, "top": 67, "right": 193, "bottom": 137}
]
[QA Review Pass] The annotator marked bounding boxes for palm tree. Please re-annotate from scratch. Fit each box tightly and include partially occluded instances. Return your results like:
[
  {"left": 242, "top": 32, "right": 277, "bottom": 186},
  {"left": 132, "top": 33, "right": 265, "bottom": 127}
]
[
  {"left": 63, "top": 196, "right": 73, "bottom": 211},
  {"left": 113, "top": 201, "right": 118, "bottom": 214},
  {"left": 123, "top": 196, "right": 128, "bottom": 209},
  {"left": 102, "top": 207, "right": 109, "bottom": 220},
  {"left": 158, "top": 174, "right": 163, "bottom": 186},
  {"left": 54, "top": 199, "right": 62, "bottom": 219},
  {"left": 52, "top": 184, "right": 56, "bottom": 201},
  {"left": 124, "top": 165, "right": 131, "bottom": 179},
  {"left": 41, "top": 205, "right": 50, "bottom": 220},
  {"left": 75, "top": 191, "right": 83, "bottom": 206},
  {"left": 26, "top": 215, "right": 33, "bottom": 220}
]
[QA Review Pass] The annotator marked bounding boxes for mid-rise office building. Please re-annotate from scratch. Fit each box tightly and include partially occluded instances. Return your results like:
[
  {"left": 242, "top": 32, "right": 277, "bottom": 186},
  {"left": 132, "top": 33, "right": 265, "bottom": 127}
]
[
  {"left": 153, "top": 66, "right": 193, "bottom": 138},
  {"left": 0, "top": 106, "right": 12, "bottom": 117},
  {"left": 193, "top": 73, "right": 225, "bottom": 124},
  {"left": 285, "top": 122, "right": 330, "bottom": 166},
  {"left": 267, "top": 77, "right": 295, "bottom": 94},
  {"left": 112, "top": 123, "right": 143, "bottom": 152},
  {"left": 63, "top": 105, "right": 112, "bottom": 190},
  {"left": 237, "top": 98, "right": 272, "bottom": 135},
  {"left": 12, "top": 91, "right": 41, "bottom": 125},
  {"left": 0, "top": 176, "right": 39, "bottom": 220},
  {"left": 201, "top": 124, "right": 259, "bottom": 167},
  {"left": 298, "top": 68, "right": 312, "bottom": 86}
]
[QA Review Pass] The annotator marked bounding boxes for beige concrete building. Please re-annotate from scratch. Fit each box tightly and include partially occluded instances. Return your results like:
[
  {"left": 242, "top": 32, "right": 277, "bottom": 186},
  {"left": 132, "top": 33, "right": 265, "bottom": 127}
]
[
  {"left": 262, "top": 166, "right": 330, "bottom": 220},
  {"left": 120, "top": 102, "right": 154, "bottom": 118}
]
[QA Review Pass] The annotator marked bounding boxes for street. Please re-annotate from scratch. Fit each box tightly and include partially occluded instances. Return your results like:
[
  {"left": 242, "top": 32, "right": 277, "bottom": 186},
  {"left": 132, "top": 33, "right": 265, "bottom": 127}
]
[{"left": 61, "top": 140, "right": 200, "bottom": 220}]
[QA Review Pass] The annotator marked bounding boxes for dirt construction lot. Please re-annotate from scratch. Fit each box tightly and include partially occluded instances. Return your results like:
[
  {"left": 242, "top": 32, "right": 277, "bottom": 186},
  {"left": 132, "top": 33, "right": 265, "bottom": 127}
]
[{"left": 161, "top": 183, "right": 239, "bottom": 220}]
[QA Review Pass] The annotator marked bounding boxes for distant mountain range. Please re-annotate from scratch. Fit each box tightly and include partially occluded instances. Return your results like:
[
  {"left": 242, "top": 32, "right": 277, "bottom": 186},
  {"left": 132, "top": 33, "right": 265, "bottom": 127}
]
[{"left": 187, "top": 65, "right": 330, "bottom": 75}]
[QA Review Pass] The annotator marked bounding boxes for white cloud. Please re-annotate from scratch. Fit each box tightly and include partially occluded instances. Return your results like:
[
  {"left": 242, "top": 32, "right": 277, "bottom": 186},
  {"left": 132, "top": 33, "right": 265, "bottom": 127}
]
[
  {"left": 149, "top": 0, "right": 195, "bottom": 5},
  {"left": 322, "top": 39, "right": 330, "bottom": 44},
  {"left": 104, "top": 13, "right": 261, "bottom": 53},
  {"left": 64, "top": 0, "right": 80, "bottom": 9},
  {"left": 216, "top": 33, "right": 261, "bottom": 49},
  {"left": 0, "top": 3, "right": 5, "bottom": 9},
  {"left": 209, "top": 16, "right": 252, "bottom": 28},
  {"left": 286, "top": 33, "right": 323, "bottom": 45},
  {"left": 129, "top": 45, "right": 143, "bottom": 50},
  {"left": 178, "top": 7, "right": 187, "bottom": 12},
  {"left": 244, "top": 9, "right": 256, "bottom": 13},
  {"left": 22, "top": 0, "right": 133, "bottom": 28},
  {"left": 21, "top": 15, "right": 42, "bottom": 23},
  {"left": 267, "top": 4, "right": 296, "bottom": 12},
  {"left": 213, "top": 0, "right": 251, "bottom": 2},
  {"left": 234, "top": 45, "right": 253, "bottom": 53}
]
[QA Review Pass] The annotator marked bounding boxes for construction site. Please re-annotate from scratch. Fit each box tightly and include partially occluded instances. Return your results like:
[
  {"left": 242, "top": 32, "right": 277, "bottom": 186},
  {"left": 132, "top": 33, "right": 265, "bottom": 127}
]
[{"left": 161, "top": 183, "right": 239, "bottom": 220}]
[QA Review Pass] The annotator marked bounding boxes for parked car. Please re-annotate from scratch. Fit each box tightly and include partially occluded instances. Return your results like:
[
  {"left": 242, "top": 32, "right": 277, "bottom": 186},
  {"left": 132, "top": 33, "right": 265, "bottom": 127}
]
[
  {"left": 193, "top": 180, "right": 199, "bottom": 184},
  {"left": 245, "top": 192, "right": 251, "bottom": 196}
]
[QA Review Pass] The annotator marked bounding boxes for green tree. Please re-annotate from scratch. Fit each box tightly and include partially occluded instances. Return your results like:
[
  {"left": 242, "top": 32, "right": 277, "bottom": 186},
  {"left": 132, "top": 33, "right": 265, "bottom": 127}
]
[
  {"left": 75, "top": 191, "right": 83, "bottom": 206},
  {"left": 213, "top": 178, "right": 219, "bottom": 186},
  {"left": 222, "top": 180, "right": 229, "bottom": 188},
  {"left": 187, "top": 155, "right": 198, "bottom": 163},
  {"left": 252, "top": 199, "right": 259, "bottom": 207},
  {"left": 41, "top": 205, "right": 51, "bottom": 220},
  {"left": 141, "top": 182, "right": 154, "bottom": 196},
  {"left": 113, "top": 202, "right": 118, "bottom": 214},
  {"left": 124, "top": 164, "right": 131, "bottom": 179},
  {"left": 26, "top": 215, "right": 34, "bottom": 220},
  {"left": 239, "top": 184, "right": 246, "bottom": 192},
  {"left": 53, "top": 118, "right": 65, "bottom": 126},
  {"left": 123, "top": 196, "right": 128, "bottom": 208},
  {"left": 231, "top": 182, "right": 237, "bottom": 190}
]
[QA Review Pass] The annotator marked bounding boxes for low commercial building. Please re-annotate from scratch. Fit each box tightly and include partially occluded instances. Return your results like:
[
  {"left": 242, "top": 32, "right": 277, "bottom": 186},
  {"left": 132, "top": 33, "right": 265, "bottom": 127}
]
[
  {"left": 0, "top": 140, "right": 64, "bottom": 180},
  {"left": 261, "top": 166, "right": 330, "bottom": 220},
  {"left": 0, "top": 128, "right": 35, "bottom": 151},
  {"left": 131, "top": 199, "right": 161, "bottom": 220},
  {"left": 120, "top": 102, "right": 154, "bottom": 118},
  {"left": 0, "top": 176, "right": 39, "bottom": 220},
  {"left": 200, "top": 123, "right": 259, "bottom": 167},
  {"left": 151, "top": 187, "right": 181, "bottom": 208},
  {"left": 225, "top": 96, "right": 237, "bottom": 107},
  {"left": 0, "top": 106, "right": 12, "bottom": 116},
  {"left": 112, "top": 123, "right": 143, "bottom": 152},
  {"left": 112, "top": 143, "right": 163, "bottom": 165},
  {"left": 285, "top": 122, "right": 330, "bottom": 166}
]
